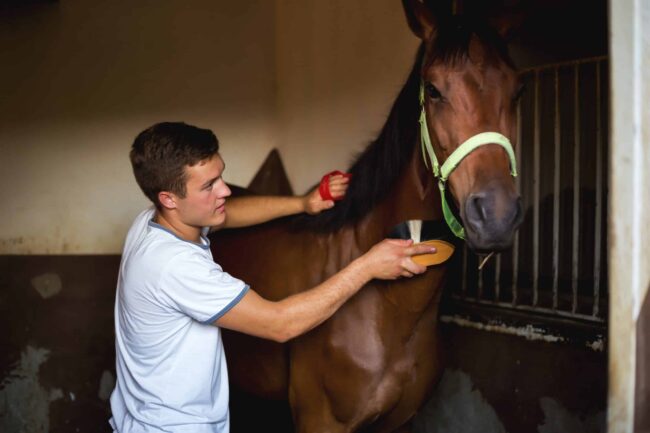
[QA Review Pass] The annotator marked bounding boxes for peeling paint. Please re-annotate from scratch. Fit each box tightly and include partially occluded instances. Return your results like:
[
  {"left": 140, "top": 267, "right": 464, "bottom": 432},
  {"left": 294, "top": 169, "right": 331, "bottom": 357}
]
[
  {"left": 30, "top": 273, "right": 62, "bottom": 299},
  {"left": 440, "top": 315, "right": 565, "bottom": 343},
  {"left": 413, "top": 369, "right": 507, "bottom": 433},
  {"left": 537, "top": 397, "right": 605, "bottom": 433},
  {"left": 586, "top": 336, "right": 605, "bottom": 352},
  {"left": 98, "top": 370, "right": 114, "bottom": 401},
  {"left": 0, "top": 346, "right": 61, "bottom": 433}
]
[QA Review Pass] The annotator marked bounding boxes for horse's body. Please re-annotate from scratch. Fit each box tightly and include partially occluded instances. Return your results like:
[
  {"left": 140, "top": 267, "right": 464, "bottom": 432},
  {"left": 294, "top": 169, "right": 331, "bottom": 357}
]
[{"left": 211, "top": 2, "right": 522, "bottom": 431}]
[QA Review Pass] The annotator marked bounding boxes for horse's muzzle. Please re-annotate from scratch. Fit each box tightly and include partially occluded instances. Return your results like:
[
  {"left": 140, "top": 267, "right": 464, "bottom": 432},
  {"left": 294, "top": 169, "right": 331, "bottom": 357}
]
[{"left": 462, "top": 186, "right": 523, "bottom": 252}]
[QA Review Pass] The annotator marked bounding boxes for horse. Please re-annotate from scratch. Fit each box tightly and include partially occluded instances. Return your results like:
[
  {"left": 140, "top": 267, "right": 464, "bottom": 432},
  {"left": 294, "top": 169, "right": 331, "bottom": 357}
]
[{"left": 211, "top": 1, "right": 523, "bottom": 431}]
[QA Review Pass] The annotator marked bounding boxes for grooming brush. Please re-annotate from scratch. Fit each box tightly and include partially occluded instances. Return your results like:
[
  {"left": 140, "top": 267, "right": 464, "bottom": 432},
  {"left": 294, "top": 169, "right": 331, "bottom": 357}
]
[{"left": 388, "top": 220, "right": 455, "bottom": 266}]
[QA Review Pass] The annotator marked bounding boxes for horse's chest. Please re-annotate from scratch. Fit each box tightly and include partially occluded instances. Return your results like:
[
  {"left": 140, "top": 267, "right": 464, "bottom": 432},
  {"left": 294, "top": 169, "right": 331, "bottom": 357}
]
[{"left": 307, "top": 283, "right": 440, "bottom": 424}]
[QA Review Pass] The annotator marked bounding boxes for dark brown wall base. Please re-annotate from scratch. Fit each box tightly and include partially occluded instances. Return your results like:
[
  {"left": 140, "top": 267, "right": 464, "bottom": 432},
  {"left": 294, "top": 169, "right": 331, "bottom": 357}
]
[
  {"left": 0, "top": 255, "right": 119, "bottom": 433},
  {"left": 0, "top": 255, "right": 606, "bottom": 433},
  {"left": 429, "top": 323, "right": 607, "bottom": 433}
]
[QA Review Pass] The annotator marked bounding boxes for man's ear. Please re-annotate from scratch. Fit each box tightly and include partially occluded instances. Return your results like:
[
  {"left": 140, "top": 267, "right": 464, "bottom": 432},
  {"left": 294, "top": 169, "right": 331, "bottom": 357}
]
[{"left": 158, "top": 191, "right": 178, "bottom": 210}]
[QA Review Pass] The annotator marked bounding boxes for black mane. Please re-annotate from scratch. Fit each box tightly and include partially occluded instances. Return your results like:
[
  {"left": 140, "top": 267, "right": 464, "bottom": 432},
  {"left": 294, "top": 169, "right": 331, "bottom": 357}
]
[
  {"left": 293, "top": 16, "right": 510, "bottom": 233},
  {"left": 291, "top": 46, "right": 423, "bottom": 233}
]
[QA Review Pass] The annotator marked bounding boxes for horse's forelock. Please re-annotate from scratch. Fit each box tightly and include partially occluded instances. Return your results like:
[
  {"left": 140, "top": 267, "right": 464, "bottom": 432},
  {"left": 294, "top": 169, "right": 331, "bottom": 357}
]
[{"left": 426, "top": 16, "right": 512, "bottom": 69}]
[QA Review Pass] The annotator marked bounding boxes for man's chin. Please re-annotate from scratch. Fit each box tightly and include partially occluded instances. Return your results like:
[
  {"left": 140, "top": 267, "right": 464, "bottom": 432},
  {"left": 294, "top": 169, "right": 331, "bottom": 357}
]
[{"left": 209, "top": 213, "right": 226, "bottom": 227}]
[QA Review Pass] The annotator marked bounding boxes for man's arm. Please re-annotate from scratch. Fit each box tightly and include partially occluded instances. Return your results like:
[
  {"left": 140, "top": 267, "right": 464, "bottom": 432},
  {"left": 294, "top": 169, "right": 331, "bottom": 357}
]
[
  {"left": 215, "top": 239, "right": 435, "bottom": 342},
  {"left": 215, "top": 174, "right": 349, "bottom": 229}
]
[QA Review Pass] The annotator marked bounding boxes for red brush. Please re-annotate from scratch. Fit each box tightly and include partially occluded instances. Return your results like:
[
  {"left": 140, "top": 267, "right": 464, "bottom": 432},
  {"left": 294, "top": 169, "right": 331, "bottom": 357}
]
[{"left": 318, "top": 170, "right": 351, "bottom": 201}]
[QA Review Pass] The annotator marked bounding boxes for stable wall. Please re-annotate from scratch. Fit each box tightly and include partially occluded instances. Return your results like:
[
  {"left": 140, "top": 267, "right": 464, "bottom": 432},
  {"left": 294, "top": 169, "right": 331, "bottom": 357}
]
[
  {"left": 0, "top": 0, "right": 278, "bottom": 254},
  {"left": 0, "top": 0, "right": 420, "bottom": 255},
  {"left": 274, "top": 0, "right": 419, "bottom": 192},
  {"left": 0, "top": 1, "right": 611, "bottom": 432}
]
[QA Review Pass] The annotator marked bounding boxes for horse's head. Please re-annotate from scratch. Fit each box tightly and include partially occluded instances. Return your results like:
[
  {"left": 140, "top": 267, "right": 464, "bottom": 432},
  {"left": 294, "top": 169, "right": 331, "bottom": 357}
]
[{"left": 403, "top": 0, "right": 524, "bottom": 253}]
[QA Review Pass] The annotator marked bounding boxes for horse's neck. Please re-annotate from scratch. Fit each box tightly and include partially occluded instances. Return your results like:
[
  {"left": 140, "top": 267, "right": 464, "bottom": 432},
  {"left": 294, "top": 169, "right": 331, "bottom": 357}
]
[
  {"left": 365, "top": 145, "right": 443, "bottom": 240},
  {"left": 338, "top": 148, "right": 446, "bottom": 313}
]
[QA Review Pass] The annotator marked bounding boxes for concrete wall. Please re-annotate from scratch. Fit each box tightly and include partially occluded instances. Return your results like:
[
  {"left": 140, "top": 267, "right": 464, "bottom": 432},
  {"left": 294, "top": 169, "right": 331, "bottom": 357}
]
[
  {"left": 274, "top": 0, "right": 419, "bottom": 192},
  {"left": 0, "top": 1, "right": 612, "bottom": 432},
  {"left": 1, "top": 0, "right": 420, "bottom": 255},
  {"left": 0, "top": 0, "right": 278, "bottom": 254}
]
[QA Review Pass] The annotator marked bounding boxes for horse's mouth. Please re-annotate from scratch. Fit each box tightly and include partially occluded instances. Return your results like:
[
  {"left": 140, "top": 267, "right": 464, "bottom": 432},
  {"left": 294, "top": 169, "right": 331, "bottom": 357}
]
[{"left": 463, "top": 221, "right": 521, "bottom": 254}]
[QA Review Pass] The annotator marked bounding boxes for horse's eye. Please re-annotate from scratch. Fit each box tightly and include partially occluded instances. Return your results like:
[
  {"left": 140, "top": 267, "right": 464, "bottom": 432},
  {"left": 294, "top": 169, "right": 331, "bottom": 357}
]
[
  {"left": 425, "top": 83, "right": 442, "bottom": 99},
  {"left": 513, "top": 84, "right": 526, "bottom": 101}
]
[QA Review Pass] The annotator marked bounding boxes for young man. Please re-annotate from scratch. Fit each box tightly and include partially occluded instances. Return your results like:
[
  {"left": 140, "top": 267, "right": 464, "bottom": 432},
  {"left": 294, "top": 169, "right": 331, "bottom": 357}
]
[{"left": 109, "top": 122, "right": 435, "bottom": 432}]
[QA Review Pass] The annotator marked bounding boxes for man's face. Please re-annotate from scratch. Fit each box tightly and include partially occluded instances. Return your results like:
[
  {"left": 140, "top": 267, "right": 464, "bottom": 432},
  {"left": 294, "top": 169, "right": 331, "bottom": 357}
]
[{"left": 174, "top": 154, "right": 231, "bottom": 228}]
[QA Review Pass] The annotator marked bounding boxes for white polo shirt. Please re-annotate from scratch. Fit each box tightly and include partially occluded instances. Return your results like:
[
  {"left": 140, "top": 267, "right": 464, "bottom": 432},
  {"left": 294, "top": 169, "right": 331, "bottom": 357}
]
[{"left": 109, "top": 208, "right": 248, "bottom": 433}]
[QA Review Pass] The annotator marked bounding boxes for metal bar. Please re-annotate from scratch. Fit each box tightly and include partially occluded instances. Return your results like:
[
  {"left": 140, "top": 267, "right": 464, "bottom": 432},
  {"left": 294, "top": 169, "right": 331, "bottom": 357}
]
[
  {"left": 552, "top": 67, "right": 561, "bottom": 310},
  {"left": 571, "top": 64, "right": 581, "bottom": 314},
  {"left": 461, "top": 242, "right": 468, "bottom": 298},
  {"left": 512, "top": 96, "right": 522, "bottom": 307},
  {"left": 449, "top": 294, "right": 607, "bottom": 324},
  {"left": 593, "top": 60, "right": 603, "bottom": 317},
  {"left": 478, "top": 266, "right": 483, "bottom": 300},
  {"left": 518, "top": 55, "right": 608, "bottom": 74},
  {"left": 532, "top": 70, "right": 541, "bottom": 307},
  {"left": 495, "top": 253, "right": 501, "bottom": 302}
]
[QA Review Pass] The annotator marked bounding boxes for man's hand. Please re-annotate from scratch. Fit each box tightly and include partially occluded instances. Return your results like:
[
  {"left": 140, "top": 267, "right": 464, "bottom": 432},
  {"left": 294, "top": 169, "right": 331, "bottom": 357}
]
[
  {"left": 358, "top": 239, "right": 436, "bottom": 280},
  {"left": 303, "top": 173, "right": 350, "bottom": 215}
]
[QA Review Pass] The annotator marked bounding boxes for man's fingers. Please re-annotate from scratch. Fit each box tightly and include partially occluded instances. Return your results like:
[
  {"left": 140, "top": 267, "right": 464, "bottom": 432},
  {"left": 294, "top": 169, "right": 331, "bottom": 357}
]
[
  {"left": 405, "top": 244, "right": 437, "bottom": 256},
  {"left": 330, "top": 184, "right": 349, "bottom": 192},
  {"left": 329, "top": 182, "right": 349, "bottom": 198},
  {"left": 402, "top": 258, "right": 427, "bottom": 275},
  {"left": 386, "top": 238, "right": 413, "bottom": 247},
  {"left": 329, "top": 174, "right": 350, "bottom": 184}
]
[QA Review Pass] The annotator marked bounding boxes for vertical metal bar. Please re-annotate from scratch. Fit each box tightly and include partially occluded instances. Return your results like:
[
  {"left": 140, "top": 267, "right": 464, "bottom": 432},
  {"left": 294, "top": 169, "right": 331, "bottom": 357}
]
[
  {"left": 461, "top": 243, "right": 468, "bottom": 299},
  {"left": 571, "top": 64, "right": 581, "bottom": 314},
  {"left": 532, "top": 70, "right": 540, "bottom": 307},
  {"left": 552, "top": 67, "right": 561, "bottom": 310},
  {"left": 494, "top": 253, "right": 501, "bottom": 302},
  {"left": 593, "top": 60, "right": 603, "bottom": 317},
  {"left": 512, "top": 89, "right": 522, "bottom": 307}
]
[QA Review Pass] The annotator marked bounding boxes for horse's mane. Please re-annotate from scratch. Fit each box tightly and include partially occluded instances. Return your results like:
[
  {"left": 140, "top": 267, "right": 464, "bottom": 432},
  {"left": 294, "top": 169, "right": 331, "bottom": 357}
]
[{"left": 292, "top": 16, "right": 511, "bottom": 233}]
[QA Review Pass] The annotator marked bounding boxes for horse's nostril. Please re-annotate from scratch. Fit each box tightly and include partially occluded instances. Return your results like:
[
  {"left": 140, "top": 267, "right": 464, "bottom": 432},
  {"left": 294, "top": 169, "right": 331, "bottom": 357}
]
[{"left": 467, "top": 193, "right": 488, "bottom": 225}]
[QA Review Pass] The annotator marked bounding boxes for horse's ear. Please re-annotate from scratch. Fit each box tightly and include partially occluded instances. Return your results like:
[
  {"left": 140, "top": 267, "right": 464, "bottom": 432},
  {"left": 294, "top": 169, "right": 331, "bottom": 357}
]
[
  {"left": 488, "top": 8, "right": 526, "bottom": 43},
  {"left": 402, "top": 0, "right": 438, "bottom": 41}
]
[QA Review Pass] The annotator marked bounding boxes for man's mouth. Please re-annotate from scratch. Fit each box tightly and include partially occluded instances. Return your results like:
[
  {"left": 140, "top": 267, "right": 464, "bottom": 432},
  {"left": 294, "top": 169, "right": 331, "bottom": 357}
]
[{"left": 215, "top": 203, "right": 225, "bottom": 213}]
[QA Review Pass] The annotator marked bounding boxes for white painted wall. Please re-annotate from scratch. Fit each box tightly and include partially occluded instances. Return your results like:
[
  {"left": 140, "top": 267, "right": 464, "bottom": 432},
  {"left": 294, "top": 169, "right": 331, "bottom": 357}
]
[
  {"left": 0, "top": 0, "right": 419, "bottom": 254},
  {"left": 0, "top": 0, "right": 277, "bottom": 254},
  {"left": 274, "top": 0, "right": 419, "bottom": 192}
]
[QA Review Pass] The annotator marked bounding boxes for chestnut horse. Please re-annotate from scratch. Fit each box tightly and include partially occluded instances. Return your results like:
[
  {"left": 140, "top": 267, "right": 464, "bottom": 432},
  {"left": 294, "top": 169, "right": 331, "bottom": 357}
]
[{"left": 211, "top": 1, "right": 523, "bottom": 431}]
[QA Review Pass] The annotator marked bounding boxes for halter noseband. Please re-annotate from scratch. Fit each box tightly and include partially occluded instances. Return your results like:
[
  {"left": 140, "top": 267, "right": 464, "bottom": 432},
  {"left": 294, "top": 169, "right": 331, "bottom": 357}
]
[{"left": 419, "top": 80, "right": 518, "bottom": 239}]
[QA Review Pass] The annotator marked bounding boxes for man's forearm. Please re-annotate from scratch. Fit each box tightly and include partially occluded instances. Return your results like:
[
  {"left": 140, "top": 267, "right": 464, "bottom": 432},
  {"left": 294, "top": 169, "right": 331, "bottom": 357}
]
[
  {"left": 270, "top": 258, "right": 372, "bottom": 342},
  {"left": 215, "top": 239, "right": 429, "bottom": 342},
  {"left": 221, "top": 196, "right": 306, "bottom": 228}
]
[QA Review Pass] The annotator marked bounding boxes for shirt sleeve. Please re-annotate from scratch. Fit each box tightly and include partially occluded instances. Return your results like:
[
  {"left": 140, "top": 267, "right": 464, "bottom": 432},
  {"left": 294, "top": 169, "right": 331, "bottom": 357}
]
[{"left": 160, "top": 250, "right": 249, "bottom": 324}]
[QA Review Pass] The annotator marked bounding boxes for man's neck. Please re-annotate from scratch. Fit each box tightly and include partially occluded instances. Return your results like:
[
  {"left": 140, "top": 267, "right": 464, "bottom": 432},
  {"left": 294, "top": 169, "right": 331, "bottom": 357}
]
[{"left": 154, "top": 210, "right": 202, "bottom": 243}]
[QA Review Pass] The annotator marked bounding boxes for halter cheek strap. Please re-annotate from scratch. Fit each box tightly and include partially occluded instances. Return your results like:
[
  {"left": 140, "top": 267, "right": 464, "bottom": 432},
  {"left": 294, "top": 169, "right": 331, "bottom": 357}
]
[{"left": 419, "top": 80, "right": 518, "bottom": 239}]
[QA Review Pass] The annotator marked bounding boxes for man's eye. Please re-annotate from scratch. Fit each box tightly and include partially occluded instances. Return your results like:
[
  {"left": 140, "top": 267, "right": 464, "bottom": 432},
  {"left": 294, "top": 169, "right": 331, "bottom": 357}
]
[{"left": 426, "top": 83, "right": 442, "bottom": 99}]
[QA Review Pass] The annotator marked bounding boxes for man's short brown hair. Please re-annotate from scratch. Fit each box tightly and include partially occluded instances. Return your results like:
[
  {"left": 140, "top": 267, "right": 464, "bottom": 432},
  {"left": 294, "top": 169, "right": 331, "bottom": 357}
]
[{"left": 130, "top": 122, "right": 220, "bottom": 208}]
